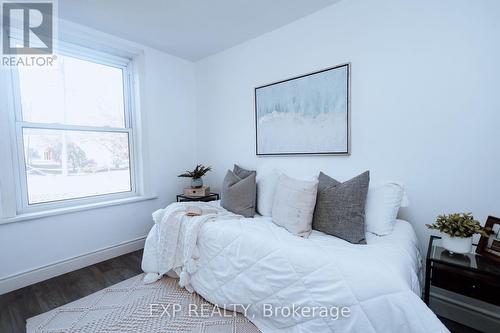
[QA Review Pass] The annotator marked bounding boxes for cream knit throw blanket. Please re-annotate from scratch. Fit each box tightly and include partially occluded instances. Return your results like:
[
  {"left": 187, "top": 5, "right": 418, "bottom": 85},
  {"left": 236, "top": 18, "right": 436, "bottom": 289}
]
[{"left": 142, "top": 201, "right": 240, "bottom": 291}]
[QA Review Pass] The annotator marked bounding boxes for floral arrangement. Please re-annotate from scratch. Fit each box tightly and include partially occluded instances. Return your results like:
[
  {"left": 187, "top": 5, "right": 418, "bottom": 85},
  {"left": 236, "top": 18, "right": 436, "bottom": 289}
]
[{"left": 426, "top": 213, "right": 488, "bottom": 238}]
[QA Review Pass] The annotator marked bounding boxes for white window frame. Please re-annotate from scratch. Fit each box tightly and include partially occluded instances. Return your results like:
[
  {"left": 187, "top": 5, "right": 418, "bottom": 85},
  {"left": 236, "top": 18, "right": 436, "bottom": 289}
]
[{"left": 0, "top": 36, "right": 150, "bottom": 220}]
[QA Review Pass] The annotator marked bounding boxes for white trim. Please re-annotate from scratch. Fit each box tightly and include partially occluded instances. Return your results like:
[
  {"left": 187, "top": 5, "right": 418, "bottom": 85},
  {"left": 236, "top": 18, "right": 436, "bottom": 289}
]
[
  {"left": 9, "top": 66, "right": 26, "bottom": 215},
  {"left": 18, "top": 122, "right": 132, "bottom": 133},
  {"left": 122, "top": 59, "right": 139, "bottom": 197},
  {"left": 0, "top": 70, "right": 20, "bottom": 218},
  {"left": 56, "top": 39, "right": 131, "bottom": 69},
  {"left": 58, "top": 19, "right": 143, "bottom": 61},
  {"left": 0, "top": 236, "right": 146, "bottom": 295},
  {"left": 127, "top": 56, "right": 151, "bottom": 196},
  {"left": 4, "top": 29, "right": 129, "bottom": 69},
  {"left": 0, "top": 194, "right": 157, "bottom": 225}
]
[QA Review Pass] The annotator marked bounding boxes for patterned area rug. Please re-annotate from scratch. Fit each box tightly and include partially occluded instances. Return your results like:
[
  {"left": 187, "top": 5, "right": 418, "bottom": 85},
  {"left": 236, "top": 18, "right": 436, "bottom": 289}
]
[{"left": 27, "top": 274, "right": 260, "bottom": 333}]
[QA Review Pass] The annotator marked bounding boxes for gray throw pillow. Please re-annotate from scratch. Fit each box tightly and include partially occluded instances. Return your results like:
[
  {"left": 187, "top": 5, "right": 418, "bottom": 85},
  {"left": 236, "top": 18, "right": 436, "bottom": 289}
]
[
  {"left": 312, "top": 171, "right": 370, "bottom": 244},
  {"left": 233, "top": 164, "right": 254, "bottom": 179},
  {"left": 221, "top": 165, "right": 256, "bottom": 217}
]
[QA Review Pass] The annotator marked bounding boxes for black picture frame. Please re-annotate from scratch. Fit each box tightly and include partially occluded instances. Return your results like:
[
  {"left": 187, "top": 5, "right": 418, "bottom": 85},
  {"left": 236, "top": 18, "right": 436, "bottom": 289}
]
[
  {"left": 476, "top": 216, "right": 500, "bottom": 263},
  {"left": 254, "top": 63, "right": 351, "bottom": 156}
]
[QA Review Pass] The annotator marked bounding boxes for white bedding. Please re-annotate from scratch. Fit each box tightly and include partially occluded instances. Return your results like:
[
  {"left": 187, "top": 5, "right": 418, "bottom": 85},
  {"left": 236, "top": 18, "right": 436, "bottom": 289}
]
[{"left": 143, "top": 202, "right": 448, "bottom": 332}]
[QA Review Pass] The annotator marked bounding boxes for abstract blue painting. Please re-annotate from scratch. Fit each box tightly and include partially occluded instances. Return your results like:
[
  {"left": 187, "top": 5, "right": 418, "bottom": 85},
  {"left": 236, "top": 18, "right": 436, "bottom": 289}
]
[{"left": 255, "top": 64, "right": 350, "bottom": 155}]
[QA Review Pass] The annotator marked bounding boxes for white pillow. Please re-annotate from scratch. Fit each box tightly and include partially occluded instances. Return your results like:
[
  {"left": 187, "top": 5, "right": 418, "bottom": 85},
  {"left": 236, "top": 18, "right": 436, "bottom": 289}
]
[
  {"left": 364, "top": 182, "right": 409, "bottom": 235},
  {"left": 256, "top": 169, "right": 281, "bottom": 216},
  {"left": 272, "top": 174, "right": 318, "bottom": 237}
]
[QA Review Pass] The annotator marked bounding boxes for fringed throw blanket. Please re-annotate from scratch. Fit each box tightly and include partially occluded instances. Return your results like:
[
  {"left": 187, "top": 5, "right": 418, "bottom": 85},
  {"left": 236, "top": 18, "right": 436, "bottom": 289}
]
[{"left": 141, "top": 201, "right": 240, "bottom": 291}]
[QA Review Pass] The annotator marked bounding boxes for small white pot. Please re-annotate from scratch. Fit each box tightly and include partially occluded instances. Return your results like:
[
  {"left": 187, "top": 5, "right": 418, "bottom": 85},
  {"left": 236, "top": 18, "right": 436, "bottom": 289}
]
[{"left": 441, "top": 233, "right": 472, "bottom": 254}]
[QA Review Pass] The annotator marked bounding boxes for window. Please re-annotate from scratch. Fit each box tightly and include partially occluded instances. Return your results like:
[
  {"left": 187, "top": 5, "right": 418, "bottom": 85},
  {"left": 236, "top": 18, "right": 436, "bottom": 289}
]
[{"left": 4, "top": 43, "right": 141, "bottom": 213}]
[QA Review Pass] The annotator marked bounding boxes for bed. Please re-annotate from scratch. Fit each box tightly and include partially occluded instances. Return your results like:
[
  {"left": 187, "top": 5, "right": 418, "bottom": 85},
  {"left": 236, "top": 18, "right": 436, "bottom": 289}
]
[{"left": 143, "top": 202, "right": 448, "bottom": 332}]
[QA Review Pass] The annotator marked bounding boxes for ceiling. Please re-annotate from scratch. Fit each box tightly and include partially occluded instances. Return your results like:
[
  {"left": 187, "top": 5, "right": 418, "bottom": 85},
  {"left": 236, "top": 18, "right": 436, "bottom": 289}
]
[{"left": 59, "top": 0, "right": 341, "bottom": 61}]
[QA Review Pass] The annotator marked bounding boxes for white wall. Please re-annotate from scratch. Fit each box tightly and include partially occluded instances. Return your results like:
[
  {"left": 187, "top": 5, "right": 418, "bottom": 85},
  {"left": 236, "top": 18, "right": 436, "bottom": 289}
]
[
  {"left": 0, "top": 25, "right": 198, "bottom": 293},
  {"left": 195, "top": 0, "right": 500, "bottom": 251}
]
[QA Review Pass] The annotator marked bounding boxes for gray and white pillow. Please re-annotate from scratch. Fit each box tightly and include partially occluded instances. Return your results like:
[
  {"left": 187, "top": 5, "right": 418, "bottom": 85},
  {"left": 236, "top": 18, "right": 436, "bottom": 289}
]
[
  {"left": 272, "top": 174, "right": 318, "bottom": 237},
  {"left": 221, "top": 165, "right": 256, "bottom": 217},
  {"left": 312, "top": 171, "right": 370, "bottom": 244}
]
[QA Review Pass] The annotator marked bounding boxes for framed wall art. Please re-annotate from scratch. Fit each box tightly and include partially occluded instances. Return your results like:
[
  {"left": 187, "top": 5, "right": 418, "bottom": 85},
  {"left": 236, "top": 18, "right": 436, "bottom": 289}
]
[{"left": 255, "top": 63, "right": 350, "bottom": 156}]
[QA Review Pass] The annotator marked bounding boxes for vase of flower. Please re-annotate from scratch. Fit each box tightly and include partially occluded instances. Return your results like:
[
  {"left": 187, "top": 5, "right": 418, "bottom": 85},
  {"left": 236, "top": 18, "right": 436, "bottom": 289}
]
[
  {"left": 178, "top": 164, "right": 211, "bottom": 189},
  {"left": 426, "top": 213, "right": 487, "bottom": 254}
]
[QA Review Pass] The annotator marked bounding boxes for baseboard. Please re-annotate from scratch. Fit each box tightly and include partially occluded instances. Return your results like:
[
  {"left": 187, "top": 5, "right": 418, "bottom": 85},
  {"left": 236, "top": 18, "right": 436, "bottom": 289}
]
[
  {"left": 0, "top": 236, "right": 146, "bottom": 295},
  {"left": 430, "top": 288, "right": 500, "bottom": 333}
]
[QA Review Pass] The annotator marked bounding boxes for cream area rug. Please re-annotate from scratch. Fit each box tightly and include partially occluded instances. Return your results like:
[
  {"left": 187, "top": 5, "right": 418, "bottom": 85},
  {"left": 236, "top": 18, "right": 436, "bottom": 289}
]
[{"left": 27, "top": 274, "right": 260, "bottom": 333}]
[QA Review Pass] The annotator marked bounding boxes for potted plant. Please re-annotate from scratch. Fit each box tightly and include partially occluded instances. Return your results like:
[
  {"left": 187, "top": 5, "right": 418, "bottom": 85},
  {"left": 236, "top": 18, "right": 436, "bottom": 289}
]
[
  {"left": 178, "top": 164, "right": 212, "bottom": 188},
  {"left": 426, "top": 213, "right": 488, "bottom": 254}
]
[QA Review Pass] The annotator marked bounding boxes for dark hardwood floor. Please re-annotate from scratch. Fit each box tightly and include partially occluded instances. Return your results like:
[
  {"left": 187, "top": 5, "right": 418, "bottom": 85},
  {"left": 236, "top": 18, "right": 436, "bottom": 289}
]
[
  {"left": 0, "top": 250, "right": 143, "bottom": 333},
  {"left": 0, "top": 249, "right": 482, "bottom": 333}
]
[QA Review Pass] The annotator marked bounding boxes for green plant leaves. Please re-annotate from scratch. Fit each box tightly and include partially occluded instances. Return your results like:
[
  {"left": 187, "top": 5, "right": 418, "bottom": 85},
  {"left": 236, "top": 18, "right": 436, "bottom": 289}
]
[
  {"left": 426, "top": 212, "right": 487, "bottom": 238},
  {"left": 178, "top": 164, "right": 212, "bottom": 179}
]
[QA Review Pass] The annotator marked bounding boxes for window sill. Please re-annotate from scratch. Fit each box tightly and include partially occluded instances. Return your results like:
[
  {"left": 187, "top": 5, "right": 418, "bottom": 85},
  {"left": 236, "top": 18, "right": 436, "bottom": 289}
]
[{"left": 0, "top": 195, "right": 158, "bottom": 225}]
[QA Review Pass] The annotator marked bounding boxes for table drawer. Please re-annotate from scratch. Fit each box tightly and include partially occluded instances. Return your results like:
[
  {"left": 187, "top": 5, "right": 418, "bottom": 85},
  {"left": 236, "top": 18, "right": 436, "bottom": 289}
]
[{"left": 432, "top": 263, "right": 500, "bottom": 306}]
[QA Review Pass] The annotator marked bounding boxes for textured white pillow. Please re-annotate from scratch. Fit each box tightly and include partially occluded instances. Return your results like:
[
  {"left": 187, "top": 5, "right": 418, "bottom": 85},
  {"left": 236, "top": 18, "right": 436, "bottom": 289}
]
[
  {"left": 256, "top": 169, "right": 281, "bottom": 216},
  {"left": 272, "top": 174, "right": 318, "bottom": 237},
  {"left": 364, "top": 182, "right": 409, "bottom": 235}
]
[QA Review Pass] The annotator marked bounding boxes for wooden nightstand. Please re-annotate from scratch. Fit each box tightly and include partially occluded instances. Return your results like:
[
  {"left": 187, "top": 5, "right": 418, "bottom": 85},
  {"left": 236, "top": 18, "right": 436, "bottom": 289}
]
[
  {"left": 424, "top": 235, "right": 500, "bottom": 306},
  {"left": 176, "top": 193, "right": 220, "bottom": 203}
]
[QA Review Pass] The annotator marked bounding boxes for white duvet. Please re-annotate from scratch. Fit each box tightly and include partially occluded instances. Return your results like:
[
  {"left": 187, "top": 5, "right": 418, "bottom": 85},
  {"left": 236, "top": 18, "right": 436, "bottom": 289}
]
[{"left": 143, "top": 202, "right": 448, "bottom": 333}]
